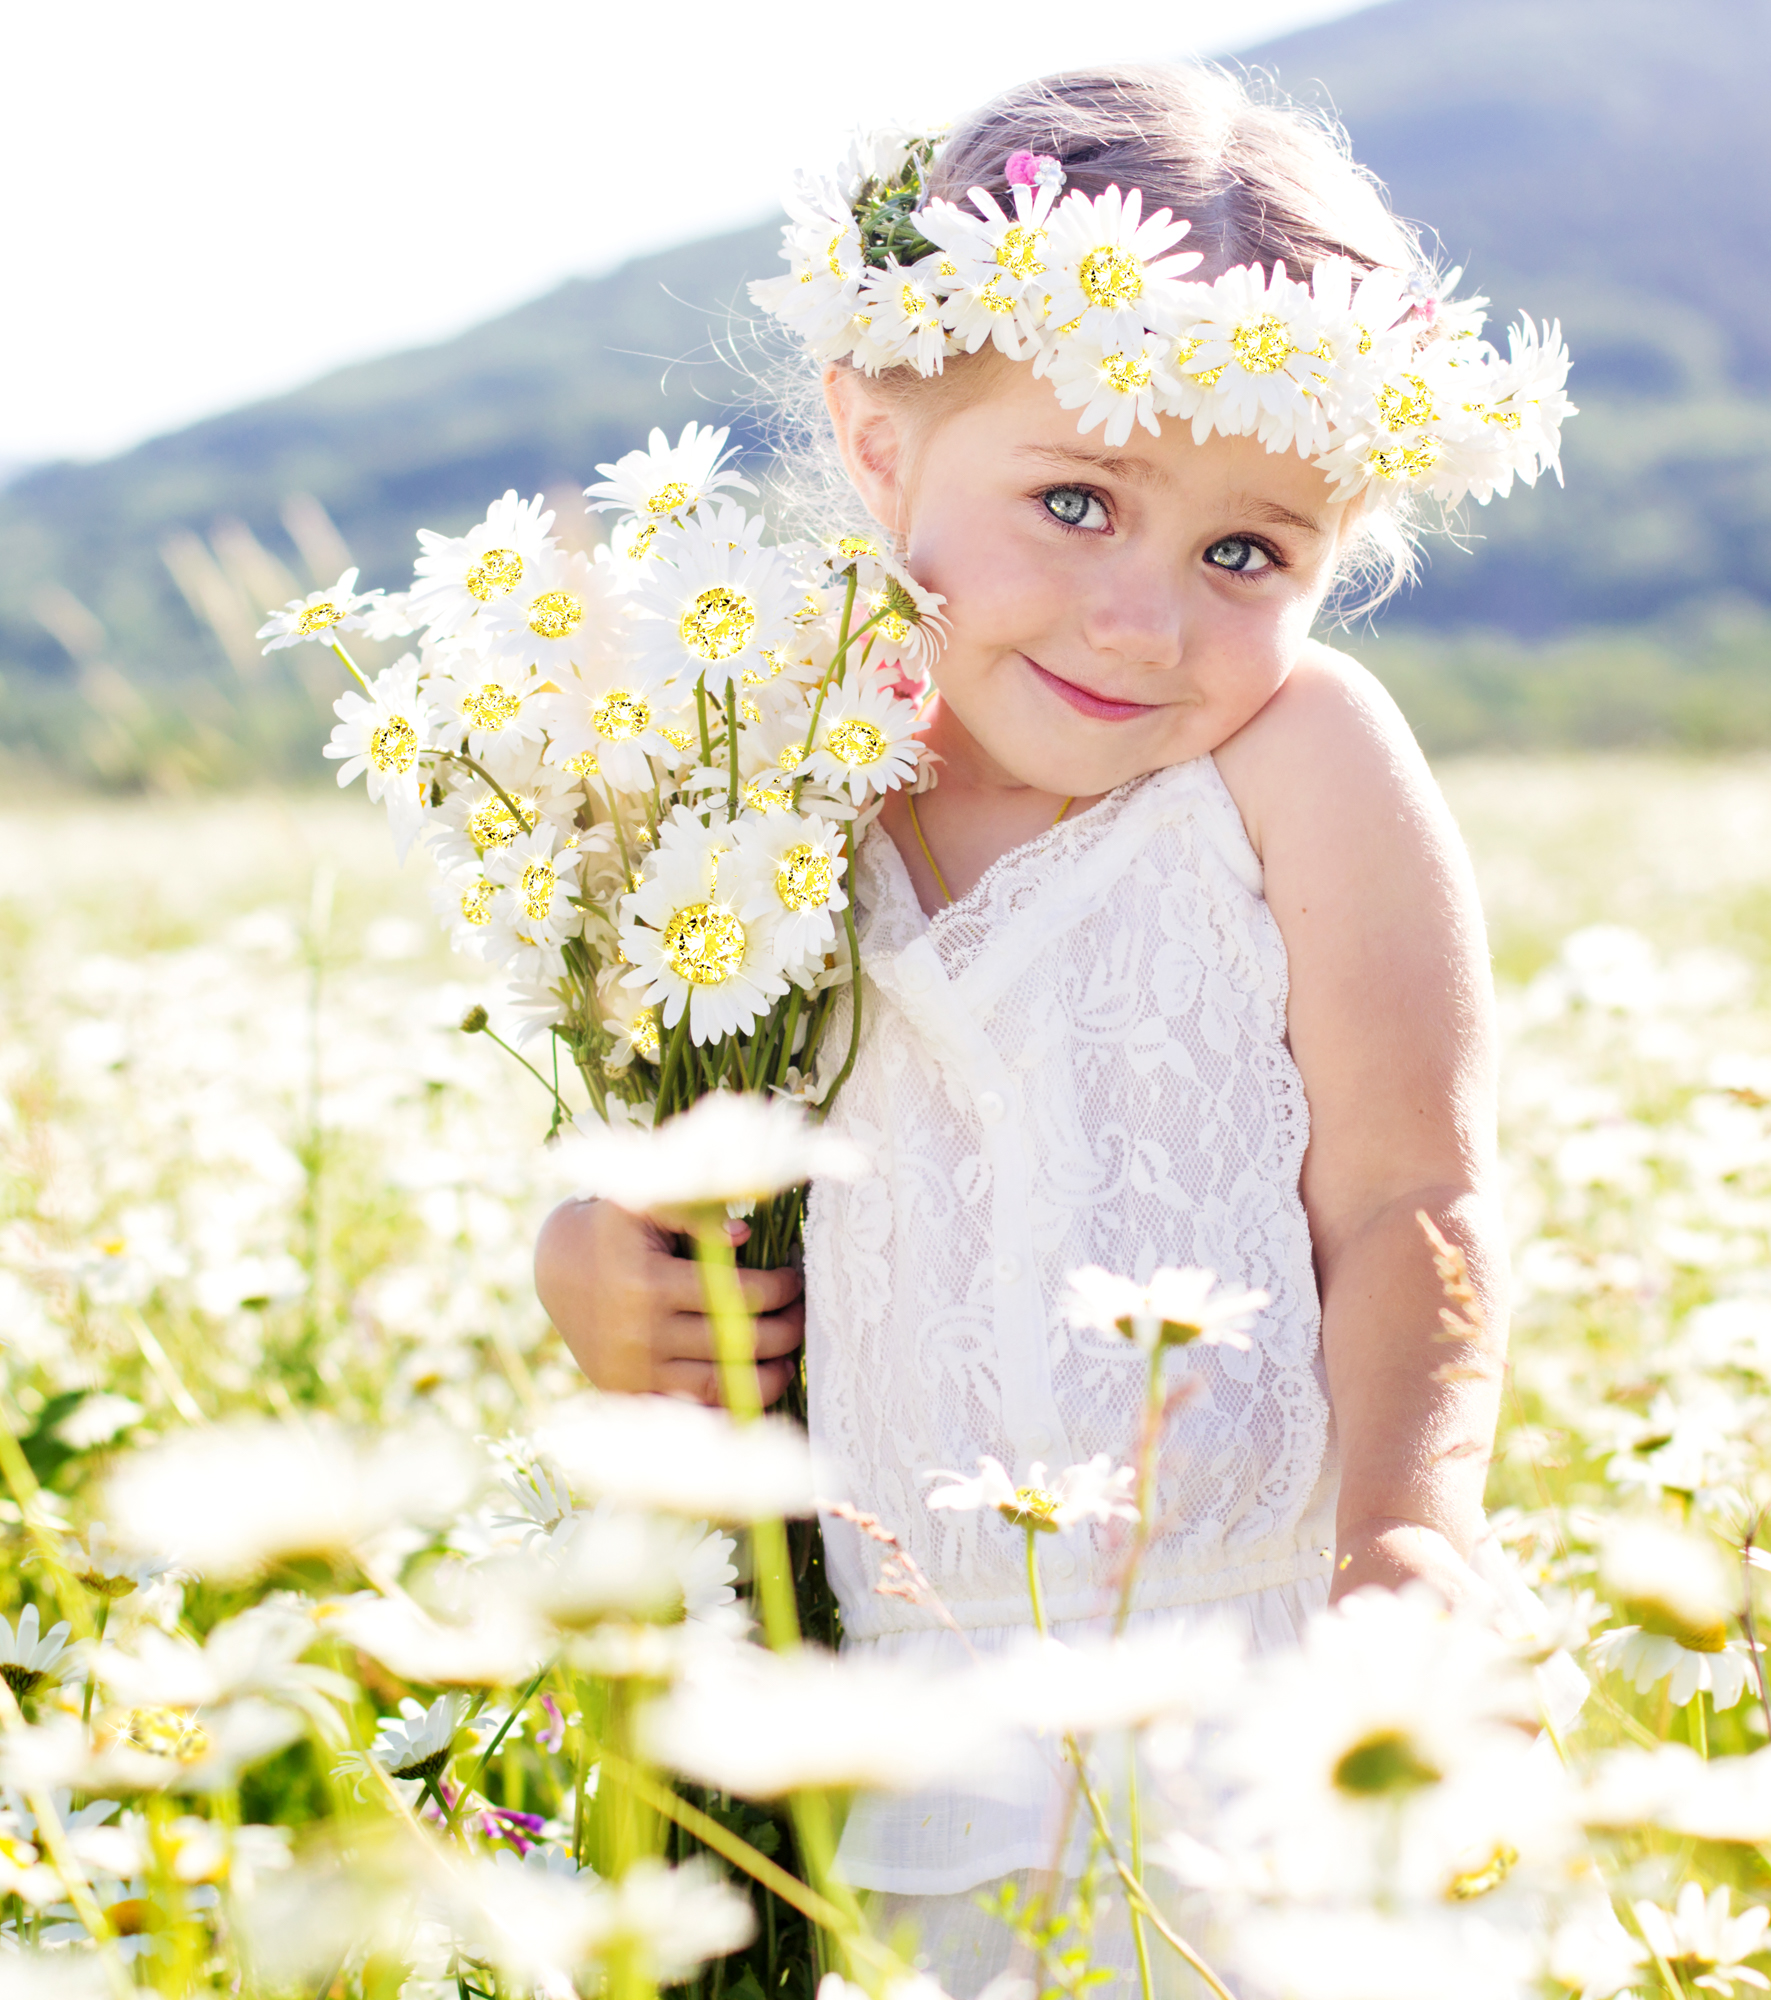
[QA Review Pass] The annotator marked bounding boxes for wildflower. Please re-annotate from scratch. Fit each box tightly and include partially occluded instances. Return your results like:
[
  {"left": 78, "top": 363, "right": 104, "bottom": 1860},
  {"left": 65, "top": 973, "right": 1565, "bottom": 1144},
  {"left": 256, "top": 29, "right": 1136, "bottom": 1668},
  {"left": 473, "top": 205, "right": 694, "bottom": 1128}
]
[
  {"left": 538, "top": 657, "right": 681, "bottom": 794},
  {"left": 64, "top": 1522, "right": 169, "bottom": 1602},
  {"left": 584, "top": 421, "right": 755, "bottom": 529},
  {"left": 1587, "top": 1626, "right": 1757, "bottom": 1709},
  {"left": 535, "top": 1393, "right": 817, "bottom": 1524},
  {"left": 855, "top": 255, "right": 952, "bottom": 375},
  {"left": 321, "top": 654, "right": 439, "bottom": 855},
  {"left": 728, "top": 812, "right": 850, "bottom": 979},
  {"left": 1582, "top": 1743, "right": 1771, "bottom": 1844},
  {"left": 925, "top": 1453, "right": 1138, "bottom": 1533},
  {"left": 1167, "top": 260, "right": 1344, "bottom": 457},
  {"left": 555, "top": 1089, "right": 864, "bottom": 1222},
  {"left": 1040, "top": 185, "right": 1202, "bottom": 350},
  {"left": 1065, "top": 1263, "right": 1267, "bottom": 1353},
  {"left": 372, "top": 1693, "right": 464, "bottom": 1785},
  {"left": 1633, "top": 1885, "right": 1770, "bottom": 1997},
  {"left": 428, "top": 653, "right": 548, "bottom": 758},
  {"left": 477, "top": 545, "right": 609, "bottom": 676},
  {"left": 0, "top": 1606, "right": 73, "bottom": 1701},
  {"left": 257, "top": 567, "right": 381, "bottom": 650},
  {"left": 802, "top": 665, "right": 923, "bottom": 804},
  {"left": 1045, "top": 330, "right": 1186, "bottom": 446},
  {"left": 103, "top": 1418, "right": 479, "bottom": 1578},
  {"left": 627, "top": 503, "right": 800, "bottom": 698},
  {"left": 408, "top": 490, "right": 558, "bottom": 639},
  {"left": 333, "top": 1588, "right": 548, "bottom": 1691}
]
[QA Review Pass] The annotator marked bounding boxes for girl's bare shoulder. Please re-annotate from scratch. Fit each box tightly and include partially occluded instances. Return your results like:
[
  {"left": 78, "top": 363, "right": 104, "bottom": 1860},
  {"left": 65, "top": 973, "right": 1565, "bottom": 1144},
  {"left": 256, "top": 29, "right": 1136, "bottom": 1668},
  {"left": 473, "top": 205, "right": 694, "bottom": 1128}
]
[{"left": 1210, "top": 638, "right": 1442, "bottom": 871}]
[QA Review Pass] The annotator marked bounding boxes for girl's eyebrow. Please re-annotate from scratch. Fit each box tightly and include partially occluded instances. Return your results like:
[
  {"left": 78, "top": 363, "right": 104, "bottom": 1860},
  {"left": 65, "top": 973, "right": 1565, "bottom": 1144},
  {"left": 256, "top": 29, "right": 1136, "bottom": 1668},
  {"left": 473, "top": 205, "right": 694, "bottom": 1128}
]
[
  {"left": 1017, "top": 443, "right": 1169, "bottom": 490},
  {"left": 1230, "top": 495, "right": 1327, "bottom": 538}
]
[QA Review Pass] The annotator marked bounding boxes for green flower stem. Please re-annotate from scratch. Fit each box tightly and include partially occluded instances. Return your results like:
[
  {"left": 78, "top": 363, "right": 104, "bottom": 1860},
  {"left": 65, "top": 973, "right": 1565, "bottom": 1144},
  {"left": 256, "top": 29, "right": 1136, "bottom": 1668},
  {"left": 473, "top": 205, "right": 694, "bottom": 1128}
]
[
  {"left": 1113, "top": 1346, "right": 1168, "bottom": 1637},
  {"left": 0, "top": 1404, "right": 92, "bottom": 1640},
  {"left": 1025, "top": 1524, "right": 1048, "bottom": 1638},
  {"left": 122, "top": 1304, "right": 206, "bottom": 1424},
  {"left": 82, "top": 1599, "right": 111, "bottom": 1725},
  {"left": 812, "top": 868, "right": 866, "bottom": 1119},
  {"left": 464, "top": 1013, "right": 571, "bottom": 1123},
  {"left": 440, "top": 747, "right": 532, "bottom": 840},
  {"left": 327, "top": 637, "right": 373, "bottom": 693},
  {"left": 726, "top": 681, "right": 741, "bottom": 822},
  {"left": 696, "top": 679, "right": 714, "bottom": 768},
  {"left": 1127, "top": 1750, "right": 1154, "bottom": 2000},
  {"left": 446, "top": 1658, "right": 557, "bottom": 1836}
]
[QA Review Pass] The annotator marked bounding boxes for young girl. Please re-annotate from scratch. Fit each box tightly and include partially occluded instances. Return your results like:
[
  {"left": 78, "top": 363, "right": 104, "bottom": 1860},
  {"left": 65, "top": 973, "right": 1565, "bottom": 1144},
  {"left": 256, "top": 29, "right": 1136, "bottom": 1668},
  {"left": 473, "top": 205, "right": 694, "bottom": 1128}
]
[{"left": 537, "top": 62, "right": 1570, "bottom": 1985}]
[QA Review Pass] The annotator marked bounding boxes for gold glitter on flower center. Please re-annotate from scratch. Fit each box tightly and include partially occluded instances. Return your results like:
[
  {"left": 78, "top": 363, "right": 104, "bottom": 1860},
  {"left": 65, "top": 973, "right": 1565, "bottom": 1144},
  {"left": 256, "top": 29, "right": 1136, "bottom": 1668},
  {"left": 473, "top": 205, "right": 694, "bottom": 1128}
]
[
  {"left": 837, "top": 535, "right": 881, "bottom": 560},
  {"left": 117, "top": 1706, "right": 211, "bottom": 1763},
  {"left": 1368, "top": 438, "right": 1443, "bottom": 482},
  {"left": 1078, "top": 245, "right": 1143, "bottom": 310},
  {"left": 563, "top": 749, "right": 599, "bottom": 777},
  {"left": 630, "top": 1010, "right": 661, "bottom": 1062},
  {"left": 646, "top": 482, "right": 691, "bottom": 516},
  {"left": 1446, "top": 1844, "right": 1518, "bottom": 1901},
  {"left": 519, "top": 859, "right": 556, "bottom": 923},
  {"left": 466, "top": 548, "right": 524, "bottom": 601},
  {"left": 679, "top": 585, "right": 757, "bottom": 662},
  {"left": 529, "top": 591, "right": 585, "bottom": 640},
  {"left": 661, "top": 904, "right": 746, "bottom": 985},
  {"left": 468, "top": 794, "right": 537, "bottom": 848},
  {"left": 1101, "top": 351, "right": 1153, "bottom": 394},
  {"left": 1230, "top": 315, "right": 1295, "bottom": 375},
  {"left": 996, "top": 224, "right": 1046, "bottom": 281},
  {"left": 775, "top": 843, "right": 834, "bottom": 911},
  {"left": 369, "top": 715, "right": 418, "bottom": 773},
  {"left": 1377, "top": 373, "right": 1437, "bottom": 430},
  {"left": 743, "top": 776, "right": 790, "bottom": 813},
  {"left": 460, "top": 879, "right": 494, "bottom": 926},
  {"left": 460, "top": 684, "right": 520, "bottom": 732},
  {"left": 825, "top": 718, "right": 887, "bottom": 766},
  {"left": 1000, "top": 1487, "right": 1061, "bottom": 1533},
  {"left": 593, "top": 691, "right": 652, "bottom": 741},
  {"left": 296, "top": 601, "right": 345, "bottom": 635}
]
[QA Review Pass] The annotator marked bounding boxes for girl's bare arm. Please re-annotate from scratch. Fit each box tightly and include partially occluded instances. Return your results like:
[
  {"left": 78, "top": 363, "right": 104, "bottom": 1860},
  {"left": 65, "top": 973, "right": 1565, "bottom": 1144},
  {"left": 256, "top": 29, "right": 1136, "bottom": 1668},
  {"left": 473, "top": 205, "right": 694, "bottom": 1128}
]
[{"left": 1217, "top": 644, "right": 1507, "bottom": 1605}]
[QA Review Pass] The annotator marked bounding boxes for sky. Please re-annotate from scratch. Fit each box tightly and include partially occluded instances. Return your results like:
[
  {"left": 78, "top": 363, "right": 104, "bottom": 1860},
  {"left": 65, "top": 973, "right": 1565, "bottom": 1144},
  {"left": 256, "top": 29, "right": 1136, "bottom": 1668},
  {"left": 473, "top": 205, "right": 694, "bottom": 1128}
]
[{"left": 7, "top": 0, "right": 1381, "bottom": 470}]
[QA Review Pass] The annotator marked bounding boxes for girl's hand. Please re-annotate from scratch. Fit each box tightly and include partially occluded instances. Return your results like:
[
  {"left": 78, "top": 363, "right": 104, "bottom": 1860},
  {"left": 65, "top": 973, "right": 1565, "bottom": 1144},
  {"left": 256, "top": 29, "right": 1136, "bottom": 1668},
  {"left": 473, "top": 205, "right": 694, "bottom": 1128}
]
[
  {"left": 1329, "top": 1518, "right": 1493, "bottom": 1615},
  {"left": 534, "top": 1198, "right": 805, "bottom": 1407}
]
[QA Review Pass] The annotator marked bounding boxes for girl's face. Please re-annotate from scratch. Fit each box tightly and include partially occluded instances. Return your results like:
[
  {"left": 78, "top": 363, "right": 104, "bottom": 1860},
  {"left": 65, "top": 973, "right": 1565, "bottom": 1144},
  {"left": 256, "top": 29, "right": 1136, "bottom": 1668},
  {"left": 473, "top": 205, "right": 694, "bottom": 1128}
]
[{"left": 829, "top": 359, "right": 1352, "bottom": 797}]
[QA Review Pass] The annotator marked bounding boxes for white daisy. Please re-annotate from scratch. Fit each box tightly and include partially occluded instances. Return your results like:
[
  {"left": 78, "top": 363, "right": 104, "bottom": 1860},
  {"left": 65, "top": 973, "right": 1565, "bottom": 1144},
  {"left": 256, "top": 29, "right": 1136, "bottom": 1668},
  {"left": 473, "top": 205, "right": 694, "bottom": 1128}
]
[
  {"left": 858, "top": 558, "right": 949, "bottom": 676},
  {"left": 1166, "top": 261, "right": 1343, "bottom": 457},
  {"left": 1307, "top": 256, "right": 1416, "bottom": 373},
  {"left": 256, "top": 567, "right": 381, "bottom": 651},
  {"left": 1633, "top": 1886, "right": 1770, "bottom": 1997},
  {"left": 1065, "top": 1264, "right": 1268, "bottom": 1354},
  {"left": 1039, "top": 185, "right": 1202, "bottom": 352},
  {"left": 483, "top": 823, "right": 585, "bottom": 975},
  {"left": 1587, "top": 1627, "right": 1757, "bottom": 1709},
  {"left": 475, "top": 545, "right": 610, "bottom": 676},
  {"left": 407, "top": 490, "right": 557, "bottom": 640},
  {"left": 538, "top": 658, "right": 678, "bottom": 795},
  {"left": 921, "top": 181, "right": 1059, "bottom": 358},
  {"left": 1, "top": 1605, "right": 74, "bottom": 1701},
  {"left": 597, "top": 968, "right": 662, "bottom": 1073},
  {"left": 67, "top": 1524, "right": 171, "bottom": 1602},
  {"left": 429, "top": 653, "right": 548, "bottom": 759},
  {"left": 431, "top": 861, "right": 500, "bottom": 959},
  {"left": 321, "top": 655, "right": 439, "bottom": 856},
  {"left": 925, "top": 1454, "right": 1138, "bottom": 1534},
  {"left": 618, "top": 824, "right": 789, "bottom": 1045},
  {"left": 372, "top": 1693, "right": 464, "bottom": 1785},
  {"left": 728, "top": 812, "right": 849, "bottom": 979},
  {"left": 802, "top": 665, "right": 923, "bottom": 804},
  {"left": 853, "top": 255, "right": 952, "bottom": 375},
  {"left": 1046, "top": 330, "right": 1185, "bottom": 447},
  {"left": 626, "top": 504, "right": 800, "bottom": 700},
  {"left": 425, "top": 746, "right": 580, "bottom": 874},
  {"left": 747, "top": 174, "right": 868, "bottom": 361},
  {"left": 1435, "top": 316, "right": 1576, "bottom": 506},
  {"left": 584, "top": 421, "right": 754, "bottom": 529}
]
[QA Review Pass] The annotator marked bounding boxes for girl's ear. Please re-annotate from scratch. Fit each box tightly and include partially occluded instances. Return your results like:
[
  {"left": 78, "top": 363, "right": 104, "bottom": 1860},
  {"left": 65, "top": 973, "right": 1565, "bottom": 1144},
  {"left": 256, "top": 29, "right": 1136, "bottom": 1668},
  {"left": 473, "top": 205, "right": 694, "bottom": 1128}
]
[{"left": 822, "top": 365, "right": 909, "bottom": 534}]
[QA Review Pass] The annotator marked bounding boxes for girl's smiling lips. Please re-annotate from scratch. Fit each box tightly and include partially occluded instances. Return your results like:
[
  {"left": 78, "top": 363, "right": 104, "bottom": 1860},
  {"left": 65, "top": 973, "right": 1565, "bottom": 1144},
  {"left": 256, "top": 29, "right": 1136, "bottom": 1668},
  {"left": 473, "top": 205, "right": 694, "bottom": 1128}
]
[{"left": 1023, "top": 655, "right": 1160, "bottom": 722}]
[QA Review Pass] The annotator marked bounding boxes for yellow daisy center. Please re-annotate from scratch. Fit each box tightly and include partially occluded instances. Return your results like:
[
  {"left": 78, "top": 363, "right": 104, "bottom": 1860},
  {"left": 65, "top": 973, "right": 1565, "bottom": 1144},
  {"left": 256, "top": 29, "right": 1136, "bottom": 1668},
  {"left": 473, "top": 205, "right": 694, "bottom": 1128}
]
[
  {"left": 996, "top": 224, "right": 1046, "bottom": 280},
  {"left": 468, "top": 794, "right": 537, "bottom": 848},
  {"left": 1368, "top": 438, "right": 1443, "bottom": 482},
  {"left": 117, "top": 1705, "right": 211, "bottom": 1763},
  {"left": 645, "top": 481, "right": 692, "bottom": 516},
  {"left": 1230, "top": 315, "right": 1297, "bottom": 375},
  {"left": 460, "top": 879, "right": 494, "bottom": 926},
  {"left": 295, "top": 600, "right": 345, "bottom": 635},
  {"left": 630, "top": 1010, "right": 661, "bottom": 1062},
  {"left": 592, "top": 690, "right": 652, "bottom": 741},
  {"left": 1101, "top": 350, "right": 1153, "bottom": 394},
  {"left": 1445, "top": 1844, "right": 1518, "bottom": 1902},
  {"left": 1000, "top": 1487, "right": 1061, "bottom": 1532},
  {"left": 1377, "top": 373, "right": 1438, "bottom": 430},
  {"left": 775, "top": 843, "right": 835, "bottom": 912},
  {"left": 837, "top": 535, "right": 881, "bottom": 560},
  {"left": 679, "top": 585, "right": 757, "bottom": 662},
  {"left": 743, "top": 776, "right": 791, "bottom": 813},
  {"left": 826, "top": 230, "right": 848, "bottom": 279},
  {"left": 661, "top": 904, "right": 747, "bottom": 986},
  {"left": 466, "top": 548, "right": 523, "bottom": 601},
  {"left": 562, "top": 749, "right": 599, "bottom": 777},
  {"left": 1078, "top": 245, "right": 1143, "bottom": 310},
  {"left": 825, "top": 718, "right": 887, "bottom": 767},
  {"left": 460, "top": 684, "right": 520, "bottom": 732},
  {"left": 529, "top": 591, "right": 585, "bottom": 641},
  {"left": 776, "top": 742, "right": 804, "bottom": 770},
  {"left": 369, "top": 715, "right": 418, "bottom": 774},
  {"left": 519, "top": 858, "right": 557, "bottom": 923}
]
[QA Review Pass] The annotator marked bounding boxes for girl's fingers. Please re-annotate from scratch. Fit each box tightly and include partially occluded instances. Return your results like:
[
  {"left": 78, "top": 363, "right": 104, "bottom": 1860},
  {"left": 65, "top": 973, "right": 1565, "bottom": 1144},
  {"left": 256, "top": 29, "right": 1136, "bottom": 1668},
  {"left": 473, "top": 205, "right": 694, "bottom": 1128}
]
[
  {"left": 648, "top": 1251, "right": 803, "bottom": 1315},
  {"left": 660, "top": 1310, "right": 805, "bottom": 1365},
  {"left": 656, "top": 1355, "right": 799, "bottom": 1409}
]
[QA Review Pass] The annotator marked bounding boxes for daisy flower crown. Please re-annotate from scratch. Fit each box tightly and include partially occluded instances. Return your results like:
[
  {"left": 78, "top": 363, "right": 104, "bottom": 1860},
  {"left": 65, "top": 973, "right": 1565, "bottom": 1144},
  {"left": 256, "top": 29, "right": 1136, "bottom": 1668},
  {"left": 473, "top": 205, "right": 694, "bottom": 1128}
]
[{"left": 750, "top": 127, "right": 1576, "bottom": 512}]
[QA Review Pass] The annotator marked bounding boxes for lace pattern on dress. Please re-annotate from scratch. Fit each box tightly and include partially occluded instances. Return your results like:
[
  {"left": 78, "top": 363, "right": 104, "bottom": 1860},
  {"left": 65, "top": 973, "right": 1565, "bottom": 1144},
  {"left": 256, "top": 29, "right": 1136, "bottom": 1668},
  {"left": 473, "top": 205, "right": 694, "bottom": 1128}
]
[{"left": 805, "top": 758, "right": 1334, "bottom": 1640}]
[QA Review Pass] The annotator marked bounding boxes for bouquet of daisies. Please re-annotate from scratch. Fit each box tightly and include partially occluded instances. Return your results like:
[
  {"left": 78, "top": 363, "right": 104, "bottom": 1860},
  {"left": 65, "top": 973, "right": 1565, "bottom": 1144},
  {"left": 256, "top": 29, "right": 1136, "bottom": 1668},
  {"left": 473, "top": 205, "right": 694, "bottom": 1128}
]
[{"left": 259, "top": 423, "right": 943, "bottom": 1267}]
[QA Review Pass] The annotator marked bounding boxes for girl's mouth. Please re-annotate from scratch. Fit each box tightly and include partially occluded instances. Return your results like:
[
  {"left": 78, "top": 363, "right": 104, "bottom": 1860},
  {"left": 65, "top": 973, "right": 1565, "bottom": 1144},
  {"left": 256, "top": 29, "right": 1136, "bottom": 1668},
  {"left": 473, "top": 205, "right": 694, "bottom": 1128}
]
[{"left": 1023, "top": 656, "right": 1159, "bottom": 722}]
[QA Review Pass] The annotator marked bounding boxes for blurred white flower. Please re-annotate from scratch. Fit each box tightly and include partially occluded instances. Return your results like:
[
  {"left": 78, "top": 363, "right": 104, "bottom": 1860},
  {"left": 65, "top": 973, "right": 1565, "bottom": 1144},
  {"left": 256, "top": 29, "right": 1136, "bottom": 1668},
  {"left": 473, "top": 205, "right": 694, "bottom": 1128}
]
[
  {"left": 1065, "top": 1264, "right": 1267, "bottom": 1353},
  {"left": 257, "top": 567, "right": 382, "bottom": 650},
  {"left": 96, "top": 1602, "right": 352, "bottom": 1737},
  {"left": 534, "top": 1394, "right": 816, "bottom": 1524},
  {"left": 1582, "top": 1743, "right": 1771, "bottom": 1843},
  {"left": 1587, "top": 1626, "right": 1757, "bottom": 1708},
  {"left": 640, "top": 1642, "right": 1014, "bottom": 1796},
  {"left": 1633, "top": 1884, "right": 1770, "bottom": 1997},
  {"left": 333, "top": 1587, "right": 548, "bottom": 1691},
  {"left": 0, "top": 1605, "right": 73, "bottom": 1701},
  {"left": 409, "top": 490, "right": 558, "bottom": 639},
  {"left": 584, "top": 421, "right": 755, "bottom": 529},
  {"left": 1231, "top": 1905, "right": 1540, "bottom": 2000},
  {"left": 555, "top": 1090, "right": 864, "bottom": 1220},
  {"left": 105, "top": 1419, "right": 479, "bottom": 1578},
  {"left": 925, "top": 1453, "right": 1137, "bottom": 1534}
]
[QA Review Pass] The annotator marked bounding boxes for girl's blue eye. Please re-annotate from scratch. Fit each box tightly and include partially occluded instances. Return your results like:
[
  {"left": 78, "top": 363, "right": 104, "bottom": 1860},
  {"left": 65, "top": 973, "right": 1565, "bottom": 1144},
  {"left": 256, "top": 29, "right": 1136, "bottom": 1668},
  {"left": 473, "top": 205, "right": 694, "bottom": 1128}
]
[
  {"left": 1043, "top": 486, "right": 1109, "bottom": 531},
  {"left": 1205, "top": 536, "right": 1272, "bottom": 574}
]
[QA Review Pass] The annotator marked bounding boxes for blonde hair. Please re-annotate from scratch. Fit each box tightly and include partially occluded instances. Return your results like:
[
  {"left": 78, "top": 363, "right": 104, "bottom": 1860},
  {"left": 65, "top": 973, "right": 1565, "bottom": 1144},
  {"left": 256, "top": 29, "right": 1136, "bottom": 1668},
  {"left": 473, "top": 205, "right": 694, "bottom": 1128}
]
[{"left": 765, "top": 62, "right": 1442, "bottom": 617}]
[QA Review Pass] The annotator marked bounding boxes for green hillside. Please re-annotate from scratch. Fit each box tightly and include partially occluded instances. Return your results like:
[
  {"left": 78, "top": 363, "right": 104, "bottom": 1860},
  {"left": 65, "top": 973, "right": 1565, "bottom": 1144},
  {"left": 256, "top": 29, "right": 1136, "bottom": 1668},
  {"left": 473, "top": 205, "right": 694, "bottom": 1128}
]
[{"left": 5, "top": 0, "right": 1770, "bottom": 776}]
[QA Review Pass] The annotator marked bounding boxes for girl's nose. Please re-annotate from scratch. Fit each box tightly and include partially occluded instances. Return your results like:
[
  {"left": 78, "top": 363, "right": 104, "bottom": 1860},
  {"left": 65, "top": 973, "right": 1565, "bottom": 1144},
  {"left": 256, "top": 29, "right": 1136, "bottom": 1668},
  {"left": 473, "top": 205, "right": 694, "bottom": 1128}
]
[{"left": 1078, "top": 566, "right": 1186, "bottom": 674}]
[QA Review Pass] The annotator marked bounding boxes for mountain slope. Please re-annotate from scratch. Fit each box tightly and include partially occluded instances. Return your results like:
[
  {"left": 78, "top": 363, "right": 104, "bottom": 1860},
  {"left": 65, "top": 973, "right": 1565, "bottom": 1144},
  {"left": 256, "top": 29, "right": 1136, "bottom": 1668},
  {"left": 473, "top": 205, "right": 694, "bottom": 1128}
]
[{"left": 4, "top": 0, "right": 1768, "bottom": 692}]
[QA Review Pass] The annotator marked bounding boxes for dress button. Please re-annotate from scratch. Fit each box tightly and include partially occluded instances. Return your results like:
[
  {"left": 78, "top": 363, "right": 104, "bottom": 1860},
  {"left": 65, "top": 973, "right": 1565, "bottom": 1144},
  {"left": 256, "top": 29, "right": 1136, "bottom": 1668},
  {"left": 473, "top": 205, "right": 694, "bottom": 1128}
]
[
  {"left": 977, "top": 1090, "right": 1006, "bottom": 1124},
  {"left": 1048, "top": 1544, "right": 1079, "bottom": 1584},
  {"left": 1027, "top": 1425, "right": 1053, "bottom": 1455},
  {"left": 996, "top": 1256, "right": 1021, "bottom": 1284}
]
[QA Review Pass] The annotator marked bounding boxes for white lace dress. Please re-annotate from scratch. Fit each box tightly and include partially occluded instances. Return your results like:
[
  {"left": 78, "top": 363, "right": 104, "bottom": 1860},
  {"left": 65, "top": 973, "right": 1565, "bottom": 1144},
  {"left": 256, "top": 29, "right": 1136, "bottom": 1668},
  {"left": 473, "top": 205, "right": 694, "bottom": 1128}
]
[{"left": 803, "top": 756, "right": 1341, "bottom": 1925}]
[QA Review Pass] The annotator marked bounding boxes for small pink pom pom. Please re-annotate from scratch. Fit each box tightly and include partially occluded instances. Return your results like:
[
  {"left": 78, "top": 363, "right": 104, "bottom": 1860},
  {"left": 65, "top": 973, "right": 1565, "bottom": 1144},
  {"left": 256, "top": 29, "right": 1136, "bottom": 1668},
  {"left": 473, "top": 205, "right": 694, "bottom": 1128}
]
[{"left": 1004, "top": 149, "right": 1042, "bottom": 186}]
